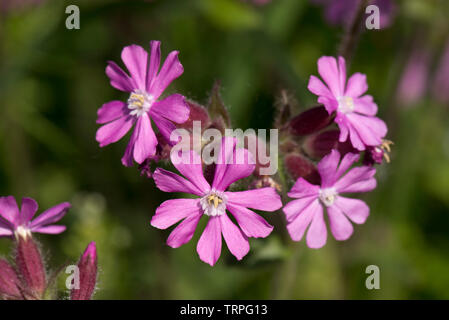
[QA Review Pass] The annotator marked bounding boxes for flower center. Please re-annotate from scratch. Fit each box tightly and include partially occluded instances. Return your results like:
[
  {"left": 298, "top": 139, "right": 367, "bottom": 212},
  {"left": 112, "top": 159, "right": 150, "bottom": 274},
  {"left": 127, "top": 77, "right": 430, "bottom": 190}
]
[
  {"left": 14, "top": 225, "right": 31, "bottom": 240},
  {"left": 319, "top": 187, "right": 338, "bottom": 207},
  {"left": 337, "top": 96, "right": 354, "bottom": 114},
  {"left": 127, "top": 90, "right": 154, "bottom": 117},
  {"left": 200, "top": 190, "right": 227, "bottom": 217}
]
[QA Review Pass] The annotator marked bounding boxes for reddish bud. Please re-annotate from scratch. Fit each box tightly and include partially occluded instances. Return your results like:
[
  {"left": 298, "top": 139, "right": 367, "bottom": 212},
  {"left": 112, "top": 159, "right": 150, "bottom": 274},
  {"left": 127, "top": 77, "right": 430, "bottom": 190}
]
[
  {"left": 0, "top": 259, "right": 22, "bottom": 300},
  {"left": 177, "top": 100, "right": 211, "bottom": 130},
  {"left": 304, "top": 129, "right": 358, "bottom": 160},
  {"left": 284, "top": 153, "right": 320, "bottom": 185},
  {"left": 15, "top": 235, "right": 46, "bottom": 299},
  {"left": 71, "top": 242, "right": 98, "bottom": 300},
  {"left": 288, "top": 106, "right": 332, "bottom": 136}
]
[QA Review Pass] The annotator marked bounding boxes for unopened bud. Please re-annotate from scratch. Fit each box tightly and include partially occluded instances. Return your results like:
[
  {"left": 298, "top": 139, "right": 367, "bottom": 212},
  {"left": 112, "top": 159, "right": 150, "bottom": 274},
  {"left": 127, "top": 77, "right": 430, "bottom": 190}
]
[
  {"left": 0, "top": 259, "right": 22, "bottom": 300},
  {"left": 177, "top": 100, "right": 211, "bottom": 130},
  {"left": 15, "top": 235, "right": 46, "bottom": 299},
  {"left": 288, "top": 106, "right": 332, "bottom": 136},
  {"left": 70, "top": 242, "right": 98, "bottom": 300},
  {"left": 284, "top": 153, "right": 320, "bottom": 185}
]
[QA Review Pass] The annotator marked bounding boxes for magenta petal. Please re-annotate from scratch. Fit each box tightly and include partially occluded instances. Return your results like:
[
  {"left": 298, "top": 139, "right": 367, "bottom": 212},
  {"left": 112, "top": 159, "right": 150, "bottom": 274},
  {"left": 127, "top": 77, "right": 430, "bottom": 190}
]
[
  {"left": 151, "top": 112, "right": 177, "bottom": 144},
  {"left": 283, "top": 196, "right": 317, "bottom": 223},
  {"left": 121, "top": 44, "right": 148, "bottom": 90},
  {"left": 97, "top": 101, "right": 127, "bottom": 124},
  {"left": 20, "top": 197, "right": 38, "bottom": 225},
  {"left": 327, "top": 205, "right": 353, "bottom": 241},
  {"left": 31, "top": 225, "right": 66, "bottom": 234},
  {"left": 166, "top": 213, "right": 202, "bottom": 248},
  {"left": 30, "top": 202, "right": 70, "bottom": 229},
  {"left": 317, "top": 149, "right": 340, "bottom": 188},
  {"left": 197, "top": 216, "right": 222, "bottom": 266},
  {"left": 335, "top": 166, "right": 376, "bottom": 193},
  {"left": 346, "top": 113, "right": 387, "bottom": 148},
  {"left": 121, "top": 124, "right": 139, "bottom": 167},
  {"left": 305, "top": 201, "right": 327, "bottom": 249},
  {"left": 345, "top": 72, "right": 368, "bottom": 98},
  {"left": 308, "top": 75, "right": 333, "bottom": 99},
  {"left": 150, "top": 50, "right": 184, "bottom": 99},
  {"left": 146, "top": 40, "right": 161, "bottom": 91},
  {"left": 317, "top": 56, "right": 343, "bottom": 97},
  {"left": 151, "top": 94, "right": 189, "bottom": 124},
  {"left": 105, "top": 61, "right": 134, "bottom": 92},
  {"left": 335, "top": 152, "right": 360, "bottom": 180},
  {"left": 354, "top": 95, "right": 378, "bottom": 116},
  {"left": 96, "top": 115, "right": 134, "bottom": 147},
  {"left": 338, "top": 56, "right": 347, "bottom": 93},
  {"left": 133, "top": 113, "right": 157, "bottom": 163},
  {"left": 287, "top": 178, "right": 320, "bottom": 198},
  {"left": 227, "top": 203, "right": 273, "bottom": 238},
  {"left": 153, "top": 168, "right": 204, "bottom": 196},
  {"left": 169, "top": 150, "right": 210, "bottom": 194},
  {"left": 0, "top": 196, "right": 20, "bottom": 226},
  {"left": 334, "top": 196, "right": 370, "bottom": 224},
  {"left": 220, "top": 214, "right": 249, "bottom": 261},
  {"left": 0, "top": 226, "right": 13, "bottom": 237},
  {"left": 151, "top": 198, "right": 201, "bottom": 229},
  {"left": 225, "top": 188, "right": 282, "bottom": 211},
  {"left": 286, "top": 199, "right": 319, "bottom": 242}
]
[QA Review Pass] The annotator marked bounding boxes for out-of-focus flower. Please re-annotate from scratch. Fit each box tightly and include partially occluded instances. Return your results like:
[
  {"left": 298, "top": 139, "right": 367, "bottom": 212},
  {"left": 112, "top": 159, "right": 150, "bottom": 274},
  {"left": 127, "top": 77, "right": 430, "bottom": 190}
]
[
  {"left": 432, "top": 40, "right": 449, "bottom": 104},
  {"left": 0, "top": 259, "right": 22, "bottom": 300},
  {"left": 151, "top": 137, "right": 282, "bottom": 266},
  {"left": 396, "top": 48, "right": 431, "bottom": 106},
  {"left": 71, "top": 242, "right": 98, "bottom": 300},
  {"left": 0, "top": 196, "right": 70, "bottom": 238},
  {"left": 363, "top": 139, "right": 393, "bottom": 165},
  {"left": 283, "top": 150, "right": 376, "bottom": 248},
  {"left": 308, "top": 56, "right": 387, "bottom": 151},
  {"left": 312, "top": 0, "right": 395, "bottom": 29},
  {"left": 96, "top": 41, "right": 190, "bottom": 167}
]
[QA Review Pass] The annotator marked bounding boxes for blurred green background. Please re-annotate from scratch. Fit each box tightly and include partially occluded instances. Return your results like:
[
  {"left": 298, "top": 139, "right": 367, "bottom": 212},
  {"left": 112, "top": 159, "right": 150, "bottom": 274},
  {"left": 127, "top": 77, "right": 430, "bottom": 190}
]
[{"left": 1, "top": 0, "right": 449, "bottom": 299}]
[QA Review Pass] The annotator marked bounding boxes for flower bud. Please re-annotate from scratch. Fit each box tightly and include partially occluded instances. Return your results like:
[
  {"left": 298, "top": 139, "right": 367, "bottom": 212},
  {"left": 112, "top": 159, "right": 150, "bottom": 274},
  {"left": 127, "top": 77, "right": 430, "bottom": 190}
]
[
  {"left": 177, "top": 100, "right": 211, "bottom": 130},
  {"left": 15, "top": 235, "right": 46, "bottom": 299},
  {"left": 288, "top": 106, "right": 332, "bottom": 136},
  {"left": 70, "top": 242, "right": 98, "bottom": 300},
  {"left": 284, "top": 153, "right": 320, "bottom": 185},
  {"left": 0, "top": 259, "right": 22, "bottom": 300},
  {"left": 303, "top": 129, "right": 357, "bottom": 159}
]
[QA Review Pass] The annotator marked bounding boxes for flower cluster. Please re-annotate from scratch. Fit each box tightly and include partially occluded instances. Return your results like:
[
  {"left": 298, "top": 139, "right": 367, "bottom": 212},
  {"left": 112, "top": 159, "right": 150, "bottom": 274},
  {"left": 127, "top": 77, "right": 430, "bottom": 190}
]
[
  {"left": 0, "top": 196, "right": 98, "bottom": 300},
  {"left": 96, "top": 41, "right": 390, "bottom": 265}
]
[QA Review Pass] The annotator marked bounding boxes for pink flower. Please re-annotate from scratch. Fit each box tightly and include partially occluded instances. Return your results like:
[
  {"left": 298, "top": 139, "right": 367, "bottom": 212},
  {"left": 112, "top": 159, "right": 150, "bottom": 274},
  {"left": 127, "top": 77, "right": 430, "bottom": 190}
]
[
  {"left": 71, "top": 242, "right": 98, "bottom": 300},
  {"left": 96, "top": 41, "right": 190, "bottom": 167},
  {"left": 283, "top": 150, "right": 376, "bottom": 248},
  {"left": 308, "top": 56, "right": 387, "bottom": 150},
  {"left": 0, "top": 196, "right": 70, "bottom": 238},
  {"left": 151, "top": 137, "right": 282, "bottom": 266}
]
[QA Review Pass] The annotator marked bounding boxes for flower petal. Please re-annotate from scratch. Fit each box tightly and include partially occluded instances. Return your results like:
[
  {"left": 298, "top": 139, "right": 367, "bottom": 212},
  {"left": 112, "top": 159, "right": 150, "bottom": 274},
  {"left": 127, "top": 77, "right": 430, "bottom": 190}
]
[
  {"left": 338, "top": 56, "right": 347, "bottom": 94},
  {"left": 317, "top": 149, "right": 341, "bottom": 188},
  {"left": 345, "top": 72, "right": 368, "bottom": 98},
  {"left": 225, "top": 188, "right": 282, "bottom": 211},
  {"left": 283, "top": 195, "right": 318, "bottom": 223},
  {"left": 169, "top": 150, "right": 210, "bottom": 194},
  {"left": 105, "top": 61, "right": 134, "bottom": 92},
  {"left": 0, "top": 196, "right": 20, "bottom": 226},
  {"left": 317, "top": 56, "right": 343, "bottom": 97},
  {"left": 96, "top": 115, "right": 134, "bottom": 147},
  {"left": 151, "top": 112, "right": 177, "bottom": 144},
  {"left": 121, "top": 124, "right": 139, "bottom": 167},
  {"left": 146, "top": 40, "right": 161, "bottom": 91},
  {"left": 335, "top": 166, "right": 377, "bottom": 193},
  {"left": 346, "top": 113, "right": 387, "bottom": 148},
  {"left": 327, "top": 204, "right": 353, "bottom": 241},
  {"left": 0, "top": 226, "right": 13, "bottom": 237},
  {"left": 308, "top": 75, "right": 333, "bottom": 99},
  {"left": 354, "top": 95, "right": 378, "bottom": 116},
  {"left": 334, "top": 196, "right": 370, "bottom": 224},
  {"left": 335, "top": 152, "right": 360, "bottom": 180},
  {"left": 220, "top": 214, "right": 249, "bottom": 261},
  {"left": 166, "top": 213, "right": 202, "bottom": 248},
  {"left": 121, "top": 44, "right": 148, "bottom": 90},
  {"left": 133, "top": 113, "right": 157, "bottom": 163},
  {"left": 150, "top": 50, "right": 184, "bottom": 100},
  {"left": 306, "top": 201, "right": 327, "bottom": 249},
  {"left": 287, "top": 178, "right": 320, "bottom": 199},
  {"left": 226, "top": 203, "right": 273, "bottom": 238},
  {"left": 286, "top": 199, "right": 320, "bottom": 242},
  {"left": 97, "top": 101, "right": 128, "bottom": 124},
  {"left": 31, "top": 225, "right": 66, "bottom": 234},
  {"left": 30, "top": 202, "right": 70, "bottom": 229},
  {"left": 197, "top": 216, "right": 222, "bottom": 266},
  {"left": 20, "top": 197, "right": 38, "bottom": 226},
  {"left": 151, "top": 198, "right": 201, "bottom": 229},
  {"left": 151, "top": 94, "right": 189, "bottom": 124},
  {"left": 153, "top": 168, "right": 204, "bottom": 196}
]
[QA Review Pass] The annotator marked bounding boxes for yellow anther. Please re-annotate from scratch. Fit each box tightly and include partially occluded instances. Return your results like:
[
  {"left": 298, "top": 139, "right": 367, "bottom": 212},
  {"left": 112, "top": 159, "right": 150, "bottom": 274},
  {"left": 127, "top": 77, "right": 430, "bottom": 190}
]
[{"left": 207, "top": 194, "right": 223, "bottom": 208}]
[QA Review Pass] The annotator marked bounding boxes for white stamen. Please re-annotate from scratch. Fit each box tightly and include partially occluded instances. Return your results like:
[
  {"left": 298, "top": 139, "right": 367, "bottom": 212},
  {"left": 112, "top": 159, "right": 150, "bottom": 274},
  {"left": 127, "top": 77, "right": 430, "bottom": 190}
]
[
  {"left": 319, "top": 187, "right": 338, "bottom": 207},
  {"left": 14, "top": 225, "right": 31, "bottom": 240},
  {"left": 200, "top": 190, "right": 227, "bottom": 217},
  {"left": 337, "top": 96, "right": 355, "bottom": 114},
  {"left": 127, "top": 89, "right": 154, "bottom": 117}
]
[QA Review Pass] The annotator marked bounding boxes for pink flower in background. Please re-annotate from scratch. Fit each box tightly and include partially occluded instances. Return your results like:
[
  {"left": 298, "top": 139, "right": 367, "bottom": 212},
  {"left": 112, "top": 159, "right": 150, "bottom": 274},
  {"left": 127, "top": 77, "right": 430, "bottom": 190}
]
[
  {"left": 312, "top": 0, "right": 395, "bottom": 29},
  {"left": 151, "top": 137, "right": 282, "bottom": 266},
  {"left": 308, "top": 56, "right": 387, "bottom": 151},
  {"left": 432, "top": 40, "right": 449, "bottom": 104},
  {"left": 0, "top": 196, "right": 70, "bottom": 238},
  {"left": 396, "top": 48, "right": 430, "bottom": 106},
  {"left": 284, "top": 150, "right": 376, "bottom": 248},
  {"left": 96, "top": 41, "right": 190, "bottom": 167}
]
